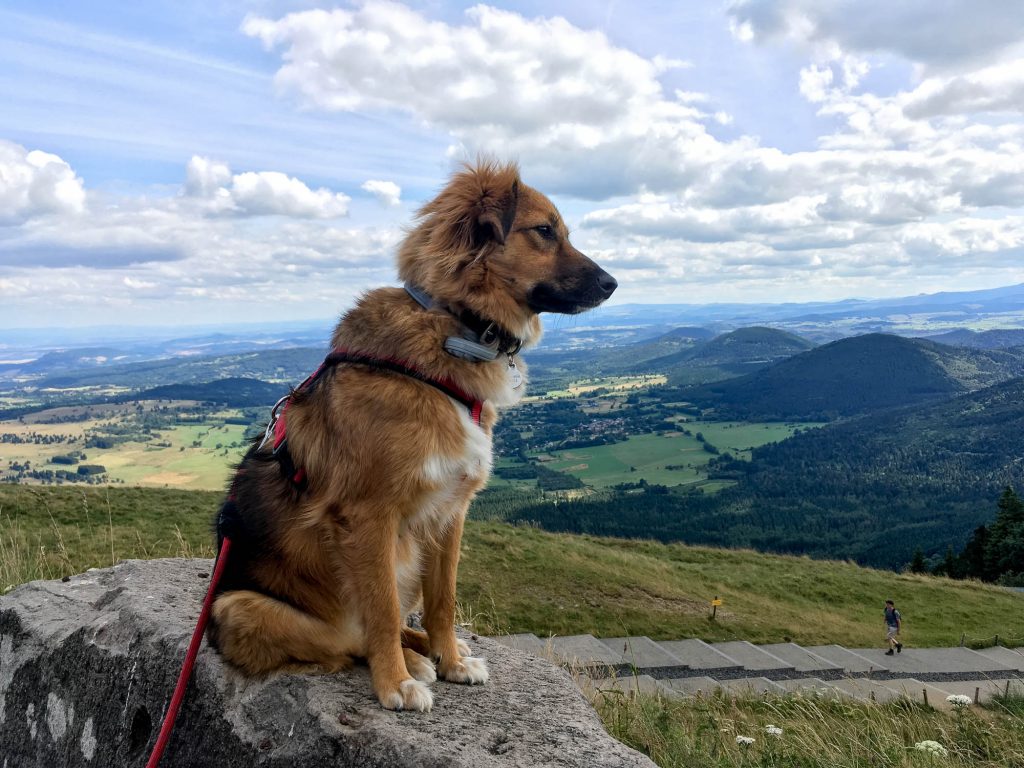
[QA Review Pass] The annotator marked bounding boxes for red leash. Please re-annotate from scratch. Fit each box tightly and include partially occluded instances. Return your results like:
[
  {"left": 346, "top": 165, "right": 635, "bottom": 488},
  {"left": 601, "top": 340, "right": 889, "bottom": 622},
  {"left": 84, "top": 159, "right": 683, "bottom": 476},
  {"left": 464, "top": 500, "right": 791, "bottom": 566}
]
[{"left": 146, "top": 536, "right": 232, "bottom": 768}]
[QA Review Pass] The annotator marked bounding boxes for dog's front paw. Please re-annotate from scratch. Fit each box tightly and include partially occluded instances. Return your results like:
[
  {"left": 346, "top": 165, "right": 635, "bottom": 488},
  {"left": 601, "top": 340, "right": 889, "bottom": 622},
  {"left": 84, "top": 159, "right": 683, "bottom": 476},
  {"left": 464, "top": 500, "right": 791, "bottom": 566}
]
[
  {"left": 379, "top": 679, "right": 434, "bottom": 712},
  {"left": 440, "top": 656, "right": 489, "bottom": 685},
  {"left": 456, "top": 638, "right": 472, "bottom": 657}
]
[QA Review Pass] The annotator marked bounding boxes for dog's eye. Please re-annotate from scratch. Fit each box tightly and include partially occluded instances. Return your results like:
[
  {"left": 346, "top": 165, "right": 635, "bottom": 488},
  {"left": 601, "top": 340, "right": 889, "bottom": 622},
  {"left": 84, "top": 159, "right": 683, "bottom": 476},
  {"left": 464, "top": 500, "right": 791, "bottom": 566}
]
[{"left": 533, "top": 225, "right": 556, "bottom": 240}]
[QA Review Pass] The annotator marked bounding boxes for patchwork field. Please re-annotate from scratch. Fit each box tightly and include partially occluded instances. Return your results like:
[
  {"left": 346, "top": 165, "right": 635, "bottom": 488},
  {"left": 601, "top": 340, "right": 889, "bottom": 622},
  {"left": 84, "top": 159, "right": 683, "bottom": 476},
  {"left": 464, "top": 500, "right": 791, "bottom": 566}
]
[
  {"left": 534, "top": 374, "right": 667, "bottom": 399},
  {"left": 0, "top": 401, "right": 252, "bottom": 490},
  {"left": 531, "top": 420, "right": 814, "bottom": 489}
]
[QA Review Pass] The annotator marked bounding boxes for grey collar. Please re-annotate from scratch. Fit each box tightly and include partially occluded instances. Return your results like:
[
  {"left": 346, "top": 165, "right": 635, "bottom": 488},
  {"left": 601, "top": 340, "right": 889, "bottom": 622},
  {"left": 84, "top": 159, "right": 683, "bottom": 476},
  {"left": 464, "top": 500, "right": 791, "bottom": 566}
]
[{"left": 404, "top": 282, "right": 517, "bottom": 362}]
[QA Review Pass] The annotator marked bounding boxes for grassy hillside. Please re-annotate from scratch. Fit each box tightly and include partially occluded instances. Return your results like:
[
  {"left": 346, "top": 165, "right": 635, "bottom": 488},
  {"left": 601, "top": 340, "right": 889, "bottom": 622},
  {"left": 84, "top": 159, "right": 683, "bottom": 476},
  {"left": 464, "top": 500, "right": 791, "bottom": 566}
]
[
  {"left": 2, "top": 484, "right": 1022, "bottom": 648},
  {"left": 685, "top": 333, "right": 1024, "bottom": 420}
]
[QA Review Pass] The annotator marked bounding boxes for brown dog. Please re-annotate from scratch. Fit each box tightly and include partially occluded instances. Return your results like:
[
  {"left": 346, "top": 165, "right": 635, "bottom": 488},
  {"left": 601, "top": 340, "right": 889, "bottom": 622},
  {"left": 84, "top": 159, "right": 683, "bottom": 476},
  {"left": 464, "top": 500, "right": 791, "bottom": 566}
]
[{"left": 207, "top": 161, "right": 616, "bottom": 711}]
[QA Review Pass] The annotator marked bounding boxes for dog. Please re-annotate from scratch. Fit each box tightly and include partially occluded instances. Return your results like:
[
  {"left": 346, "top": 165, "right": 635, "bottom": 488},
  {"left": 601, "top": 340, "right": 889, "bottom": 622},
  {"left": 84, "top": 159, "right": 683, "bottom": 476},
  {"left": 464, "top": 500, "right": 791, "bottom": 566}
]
[{"left": 207, "top": 160, "right": 616, "bottom": 712}]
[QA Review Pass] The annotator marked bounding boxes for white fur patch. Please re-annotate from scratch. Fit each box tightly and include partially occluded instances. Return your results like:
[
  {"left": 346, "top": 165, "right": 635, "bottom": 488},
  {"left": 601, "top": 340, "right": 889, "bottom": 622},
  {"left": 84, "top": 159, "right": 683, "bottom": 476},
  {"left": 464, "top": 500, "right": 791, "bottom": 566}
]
[
  {"left": 456, "top": 638, "right": 471, "bottom": 657},
  {"left": 445, "top": 656, "right": 489, "bottom": 685},
  {"left": 399, "top": 678, "right": 434, "bottom": 711},
  {"left": 414, "top": 404, "right": 493, "bottom": 531}
]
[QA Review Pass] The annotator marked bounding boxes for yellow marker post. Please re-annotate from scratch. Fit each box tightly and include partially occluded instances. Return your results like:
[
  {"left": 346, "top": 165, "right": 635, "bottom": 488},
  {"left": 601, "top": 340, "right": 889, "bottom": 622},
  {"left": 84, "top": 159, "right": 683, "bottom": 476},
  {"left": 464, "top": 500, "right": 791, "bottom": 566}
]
[{"left": 710, "top": 596, "right": 722, "bottom": 619}]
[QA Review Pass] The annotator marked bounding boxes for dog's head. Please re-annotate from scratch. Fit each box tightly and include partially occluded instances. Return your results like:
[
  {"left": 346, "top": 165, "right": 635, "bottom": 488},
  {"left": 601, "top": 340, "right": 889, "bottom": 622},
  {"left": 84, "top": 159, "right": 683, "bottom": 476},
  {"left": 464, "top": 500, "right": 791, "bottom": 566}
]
[{"left": 397, "top": 161, "right": 616, "bottom": 345}]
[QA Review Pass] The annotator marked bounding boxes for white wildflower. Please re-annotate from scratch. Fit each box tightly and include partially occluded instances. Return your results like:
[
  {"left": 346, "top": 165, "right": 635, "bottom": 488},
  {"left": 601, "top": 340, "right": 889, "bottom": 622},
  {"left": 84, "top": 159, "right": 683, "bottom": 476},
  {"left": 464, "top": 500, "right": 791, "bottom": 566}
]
[
  {"left": 946, "top": 694, "right": 972, "bottom": 709},
  {"left": 735, "top": 735, "right": 755, "bottom": 746},
  {"left": 765, "top": 725, "right": 783, "bottom": 737},
  {"left": 914, "top": 740, "right": 948, "bottom": 757}
]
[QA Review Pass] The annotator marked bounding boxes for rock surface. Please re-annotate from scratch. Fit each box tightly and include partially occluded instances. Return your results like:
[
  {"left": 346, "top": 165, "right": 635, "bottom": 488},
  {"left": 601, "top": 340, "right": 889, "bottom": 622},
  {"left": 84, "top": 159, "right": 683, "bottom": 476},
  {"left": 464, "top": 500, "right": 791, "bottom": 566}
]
[{"left": 0, "top": 559, "right": 655, "bottom": 768}]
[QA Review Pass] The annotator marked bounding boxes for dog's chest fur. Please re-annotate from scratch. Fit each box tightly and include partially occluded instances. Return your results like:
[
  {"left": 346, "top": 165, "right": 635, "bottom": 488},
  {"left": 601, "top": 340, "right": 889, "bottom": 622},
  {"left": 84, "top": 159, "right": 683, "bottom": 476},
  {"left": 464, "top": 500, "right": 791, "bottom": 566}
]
[{"left": 396, "top": 403, "right": 493, "bottom": 613}]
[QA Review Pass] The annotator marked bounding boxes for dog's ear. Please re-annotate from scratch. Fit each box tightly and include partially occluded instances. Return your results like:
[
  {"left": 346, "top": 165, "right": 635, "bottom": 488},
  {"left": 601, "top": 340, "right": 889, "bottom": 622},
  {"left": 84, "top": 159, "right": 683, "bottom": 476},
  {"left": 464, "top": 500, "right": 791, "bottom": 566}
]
[
  {"left": 477, "top": 179, "right": 519, "bottom": 246},
  {"left": 401, "top": 162, "right": 522, "bottom": 287}
]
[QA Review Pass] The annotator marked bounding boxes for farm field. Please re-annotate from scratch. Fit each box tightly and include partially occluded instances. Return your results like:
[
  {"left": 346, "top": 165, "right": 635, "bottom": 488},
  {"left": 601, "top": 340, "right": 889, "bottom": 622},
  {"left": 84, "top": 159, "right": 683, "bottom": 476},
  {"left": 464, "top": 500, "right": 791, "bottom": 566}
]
[
  {"left": 535, "top": 374, "right": 667, "bottom": 399},
  {"left": 0, "top": 402, "right": 253, "bottom": 490},
  {"left": 533, "top": 420, "right": 814, "bottom": 489}
]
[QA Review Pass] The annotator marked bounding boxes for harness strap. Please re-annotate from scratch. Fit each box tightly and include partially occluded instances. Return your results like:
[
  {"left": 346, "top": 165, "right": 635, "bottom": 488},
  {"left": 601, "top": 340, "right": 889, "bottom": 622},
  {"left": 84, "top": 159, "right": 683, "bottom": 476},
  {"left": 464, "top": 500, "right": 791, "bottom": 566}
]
[{"left": 271, "top": 348, "right": 485, "bottom": 490}]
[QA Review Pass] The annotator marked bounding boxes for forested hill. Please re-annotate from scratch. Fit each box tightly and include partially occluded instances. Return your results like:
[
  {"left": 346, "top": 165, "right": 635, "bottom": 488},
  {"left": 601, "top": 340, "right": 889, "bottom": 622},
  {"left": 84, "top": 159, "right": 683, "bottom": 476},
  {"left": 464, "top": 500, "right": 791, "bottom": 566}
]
[
  {"left": 711, "top": 375, "right": 1024, "bottom": 565},
  {"left": 684, "top": 333, "right": 1024, "bottom": 420},
  {"left": 924, "top": 328, "right": 1024, "bottom": 349},
  {"left": 137, "top": 378, "right": 288, "bottom": 407},
  {"left": 505, "top": 376, "right": 1024, "bottom": 569},
  {"left": 651, "top": 326, "right": 813, "bottom": 377}
]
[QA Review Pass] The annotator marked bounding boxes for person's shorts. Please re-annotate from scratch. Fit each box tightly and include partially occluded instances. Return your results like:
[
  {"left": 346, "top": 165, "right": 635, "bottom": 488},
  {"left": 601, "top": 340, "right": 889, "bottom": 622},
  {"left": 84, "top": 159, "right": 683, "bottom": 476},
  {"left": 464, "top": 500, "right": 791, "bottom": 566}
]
[{"left": 886, "top": 625, "right": 899, "bottom": 639}]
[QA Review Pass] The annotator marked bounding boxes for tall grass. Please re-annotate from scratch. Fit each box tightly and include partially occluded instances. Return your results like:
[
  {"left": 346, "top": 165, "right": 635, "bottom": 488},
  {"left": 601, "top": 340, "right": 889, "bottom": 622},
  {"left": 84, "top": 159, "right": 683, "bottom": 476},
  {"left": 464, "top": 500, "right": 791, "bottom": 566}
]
[
  {"left": 3, "top": 486, "right": 1024, "bottom": 649},
  {"left": 591, "top": 686, "right": 1024, "bottom": 768},
  {"left": 0, "top": 485, "right": 217, "bottom": 591}
]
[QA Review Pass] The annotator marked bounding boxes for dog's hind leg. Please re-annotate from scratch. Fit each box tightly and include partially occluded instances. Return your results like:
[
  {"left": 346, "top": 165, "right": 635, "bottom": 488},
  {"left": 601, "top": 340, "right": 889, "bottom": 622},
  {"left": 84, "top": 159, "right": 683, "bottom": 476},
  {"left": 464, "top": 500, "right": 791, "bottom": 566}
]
[{"left": 211, "top": 590, "right": 354, "bottom": 676}]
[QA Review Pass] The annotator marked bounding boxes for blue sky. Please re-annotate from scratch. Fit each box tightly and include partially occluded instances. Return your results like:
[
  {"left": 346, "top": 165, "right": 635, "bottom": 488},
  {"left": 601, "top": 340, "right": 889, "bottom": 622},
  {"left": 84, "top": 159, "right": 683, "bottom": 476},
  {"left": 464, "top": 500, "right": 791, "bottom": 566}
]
[{"left": 2, "top": 1, "right": 1024, "bottom": 329}]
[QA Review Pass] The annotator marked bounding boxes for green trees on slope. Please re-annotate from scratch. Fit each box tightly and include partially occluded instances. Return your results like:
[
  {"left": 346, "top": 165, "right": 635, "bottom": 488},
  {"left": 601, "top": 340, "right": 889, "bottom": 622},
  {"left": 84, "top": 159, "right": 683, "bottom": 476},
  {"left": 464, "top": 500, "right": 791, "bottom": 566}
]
[{"left": 940, "top": 487, "right": 1024, "bottom": 584}]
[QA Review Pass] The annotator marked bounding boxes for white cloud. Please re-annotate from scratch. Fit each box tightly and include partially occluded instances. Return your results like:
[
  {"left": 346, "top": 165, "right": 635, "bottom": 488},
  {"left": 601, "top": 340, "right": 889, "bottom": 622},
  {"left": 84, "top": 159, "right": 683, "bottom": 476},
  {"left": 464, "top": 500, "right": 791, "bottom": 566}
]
[
  {"left": 726, "top": 0, "right": 1024, "bottom": 72},
  {"left": 903, "top": 59, "right": 1024, "bottom": 118},
  {"left": 0, "top": 140, "right": 85, "bottom": 225},
  {"left": 361, "top": 179, "right": 402, "bottom": 207},
  {"left": 5, "top": 2, "right": 1024, "bottom": 325},
  {"left": 183, "top": 155, "right": 350, "bottom": 218},
  {"left": 243, "top": 2, "right": 717, "bottom": 199}
]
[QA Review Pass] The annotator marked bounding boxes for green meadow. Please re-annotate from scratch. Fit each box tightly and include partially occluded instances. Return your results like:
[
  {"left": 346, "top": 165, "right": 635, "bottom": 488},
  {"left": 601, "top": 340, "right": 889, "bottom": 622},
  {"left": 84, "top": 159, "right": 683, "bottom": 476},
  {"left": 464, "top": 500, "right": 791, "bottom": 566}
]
[
  {"left": 3, "top": 485, "right": 1022, "bottom": 649},
  {"left": 532, "top": 421, "right": 814, "bottom": 489}
]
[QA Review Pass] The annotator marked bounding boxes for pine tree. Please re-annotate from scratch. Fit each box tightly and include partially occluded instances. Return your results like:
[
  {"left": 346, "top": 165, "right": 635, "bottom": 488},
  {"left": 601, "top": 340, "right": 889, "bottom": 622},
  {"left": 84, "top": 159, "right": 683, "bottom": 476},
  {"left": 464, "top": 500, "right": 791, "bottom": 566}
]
[
  {"left": 984, "top": 487, "right": 1024, "bottom": 580},
  {"left": 960, "top": 524, "right": 990, "bottom": 580},
  {"left": 939, "top": 545, "right": 960, "bottom": 579},
  {"left": 909, "top": 547, "right": 927, "bottom": 574}
]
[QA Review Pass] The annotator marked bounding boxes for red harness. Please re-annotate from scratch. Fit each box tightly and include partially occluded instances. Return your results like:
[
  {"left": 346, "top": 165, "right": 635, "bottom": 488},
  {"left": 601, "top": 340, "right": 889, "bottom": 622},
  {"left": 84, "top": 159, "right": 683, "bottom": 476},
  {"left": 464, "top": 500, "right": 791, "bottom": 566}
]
[
  {"left": 146, "top": 349, "right": 485, "bottom": 767},
  {"left": 269, "top": 348, "right": 484, "bottom": 488}
]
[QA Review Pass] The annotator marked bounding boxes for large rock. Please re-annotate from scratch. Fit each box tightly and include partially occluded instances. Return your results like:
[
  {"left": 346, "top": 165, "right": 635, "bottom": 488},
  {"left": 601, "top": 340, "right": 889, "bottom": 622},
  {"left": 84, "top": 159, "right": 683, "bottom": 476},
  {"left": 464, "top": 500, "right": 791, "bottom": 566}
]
[{"left": 0, "top": 559, "right": 655, "bottom": 768}]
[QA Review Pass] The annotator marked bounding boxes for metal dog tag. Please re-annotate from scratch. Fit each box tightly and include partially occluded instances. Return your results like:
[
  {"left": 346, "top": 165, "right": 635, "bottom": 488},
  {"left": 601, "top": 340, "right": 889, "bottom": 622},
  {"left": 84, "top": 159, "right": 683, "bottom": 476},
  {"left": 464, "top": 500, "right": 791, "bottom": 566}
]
[{"left": 508, "top": 356, "right": 523, "bottom": 390}]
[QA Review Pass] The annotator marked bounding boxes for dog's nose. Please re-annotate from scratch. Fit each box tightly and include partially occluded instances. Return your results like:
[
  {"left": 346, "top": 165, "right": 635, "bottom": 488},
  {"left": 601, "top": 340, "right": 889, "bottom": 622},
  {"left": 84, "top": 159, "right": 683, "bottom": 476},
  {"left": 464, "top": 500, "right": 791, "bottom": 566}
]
[{"left": 597, "top": 271, "right": 618, "bottom": 297}]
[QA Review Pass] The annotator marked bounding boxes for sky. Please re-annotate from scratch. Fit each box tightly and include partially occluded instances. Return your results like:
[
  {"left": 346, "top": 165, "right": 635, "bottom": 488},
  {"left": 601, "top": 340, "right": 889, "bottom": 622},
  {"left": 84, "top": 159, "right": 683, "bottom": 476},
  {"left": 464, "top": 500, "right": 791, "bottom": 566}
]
[{"left": 2, "top": 0, "right": 1024, "bottom": 329}]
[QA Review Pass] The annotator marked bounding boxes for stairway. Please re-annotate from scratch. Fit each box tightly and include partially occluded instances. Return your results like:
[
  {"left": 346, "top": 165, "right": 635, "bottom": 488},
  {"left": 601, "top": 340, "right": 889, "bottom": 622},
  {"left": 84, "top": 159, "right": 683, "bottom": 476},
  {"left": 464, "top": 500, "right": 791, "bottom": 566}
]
[{"left": 489, "top": 634, "right": 1024, "bottom": 706}]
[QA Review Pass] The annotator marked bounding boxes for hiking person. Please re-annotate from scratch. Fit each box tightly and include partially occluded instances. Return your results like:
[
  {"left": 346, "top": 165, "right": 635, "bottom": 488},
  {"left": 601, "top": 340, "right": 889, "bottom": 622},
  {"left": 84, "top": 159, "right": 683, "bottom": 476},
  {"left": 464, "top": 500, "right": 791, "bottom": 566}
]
[{"left": 884, "top": 599, "right": 903, "bottom": 655}]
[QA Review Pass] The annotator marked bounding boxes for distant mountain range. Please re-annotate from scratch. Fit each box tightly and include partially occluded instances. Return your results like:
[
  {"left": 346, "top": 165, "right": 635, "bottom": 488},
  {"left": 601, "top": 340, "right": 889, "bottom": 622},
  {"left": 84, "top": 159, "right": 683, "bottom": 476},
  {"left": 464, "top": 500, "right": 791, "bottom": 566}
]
[
  {"left": 919, "top": 328, "right": 1024, "bottom": 349},
  {"left": 3, "top": 282, "right": 1023, "bottom": 376},
  {"left": 682, "top": 333, "right": 1024, "bottom": 420}
]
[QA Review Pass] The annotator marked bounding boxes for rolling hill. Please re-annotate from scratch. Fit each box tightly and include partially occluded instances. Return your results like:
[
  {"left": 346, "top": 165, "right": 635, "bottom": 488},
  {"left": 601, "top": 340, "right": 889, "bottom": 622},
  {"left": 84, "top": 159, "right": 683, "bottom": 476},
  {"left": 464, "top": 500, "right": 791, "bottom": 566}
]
[
  {"left": 137, "top": 377, "right": 288, "bottom": 407},
  {"left": 923, "top": 328, "right": 1024, "bottom": 349},
  {"left": 643, "top": 327, "right": 815, "bottom": 386},
  {"left": 507, "top": 375, "right": 1024, "bottom": 569},
  {"left": 3, "top": 484, "right": 1023, "bottom": 648},
  {"left": 684, "top": 333, "right": 1024, "bottom": 420}
]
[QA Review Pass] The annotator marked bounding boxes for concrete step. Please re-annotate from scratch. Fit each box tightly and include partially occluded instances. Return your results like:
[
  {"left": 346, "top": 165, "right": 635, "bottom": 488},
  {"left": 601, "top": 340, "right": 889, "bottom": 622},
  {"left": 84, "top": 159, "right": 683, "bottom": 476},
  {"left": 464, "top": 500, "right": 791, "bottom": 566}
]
[
  {"left": 929, "top": 678, "right": 1024, "bottom": 703},
  {"left": 850, "top": 647, "right": 1016, "bottom": 678},
  {"left": 548, "top": 634, "right": 626, "bottom": 670},
  {"left": 656, "top": 639, "right": 743, "bottom": 673},
  {"left": 829, "top": 678, "right": 906, "bottom": 704},
  {"left": 805, "top": 644, "right": 888, "bottom": 674},
  {"left": 775, "top": 677, "right": 860, "bottom": 701},
  {"left": 972, "top": 646, "right": 1024, "bottom": 672},
  {"left": 491, "top": 633, "right": 548, "bottom": 656},
  {"left": 719, "top": 676, "right": 788, "bottom": 696},
  {"left": 710, "top": 641, "right": 795, "bottom": 673},
  {"left": 760, "top": 643, "right": 843, "bottom": 675},
  {"left": 662, "top": 676, "right": 723, "bottom": 696},
  {"left": 599, "top": 636, "right": 688, "bottom": 676},
  {"left": 883, "top": 678, "right": 960, "bottom": 710}
]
